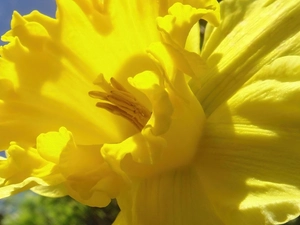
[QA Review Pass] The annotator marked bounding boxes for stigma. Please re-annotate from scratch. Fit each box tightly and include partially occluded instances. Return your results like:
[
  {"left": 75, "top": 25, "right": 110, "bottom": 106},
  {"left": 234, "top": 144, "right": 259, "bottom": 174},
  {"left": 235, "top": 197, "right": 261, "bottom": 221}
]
[{"left": 89, "top": 74, "right": 152, "bottom": 130}]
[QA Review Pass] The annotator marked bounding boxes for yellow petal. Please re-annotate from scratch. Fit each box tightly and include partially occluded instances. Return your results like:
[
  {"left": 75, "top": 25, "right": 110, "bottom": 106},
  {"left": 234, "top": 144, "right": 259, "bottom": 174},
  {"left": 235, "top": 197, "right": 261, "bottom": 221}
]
[
  {"left": 157, "top": 2, "right": 219, "bottom": 48},
  {"left": 191, "top": 0, "right": 300, "bottom": 116},
  {"left": 0, "top": 0, "right": 221, "bottom": 216},
  {"left": 0, "top": 0, "right": 219, "bottom": 149},
  {"left": 240, "top": 179, "right": 300, "bottom": 225},
  {"left": 114, "top": 166, "right": 223, "bottom": 225},
  {"left": 0, "top": 142, "right": 64, "bottom": 198},
  {"left": 54, "top": 0, "right": 163, "bottom": 82},
  {"left": 39, "top": 127, "right": 126, "bottom": 207},
  {"left": 0, "top": 10, "right": 133, "bottom": 149},
  {"left": 229, "top": 56, "right": 300, "bottom": 128},
  {"left": 148, "top": 40, "right": 207, "bottom": 79},
  {"left": 156, "top": 2, "right": 218, "bottom": 79},
  {"left": 0, "top": 0, "right": 178, "bottom": 149},
  {"left": 31, "top": 183, "right": 68, "bottom": 198},
  {"left": 196, "top": 56, "right": 300, "bottom": 225},
  {"left": 102, "top": 64, "right": 205, "bottom": 177},
  {"left": 0, "top": 177, "right": 58, "bottom": 199},
  {"left": 98, "top": 3, "right": 214, "bottom": 177},
  {"left": 36, "top": 127, "right": 71, "bottom": 164}
]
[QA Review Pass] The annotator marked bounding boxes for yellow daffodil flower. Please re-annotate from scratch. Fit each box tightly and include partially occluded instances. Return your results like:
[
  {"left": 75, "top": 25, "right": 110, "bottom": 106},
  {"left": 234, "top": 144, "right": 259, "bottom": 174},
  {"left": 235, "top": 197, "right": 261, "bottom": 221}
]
[{"left": 0, "top": 0, "right": 299, "bottom": 224}]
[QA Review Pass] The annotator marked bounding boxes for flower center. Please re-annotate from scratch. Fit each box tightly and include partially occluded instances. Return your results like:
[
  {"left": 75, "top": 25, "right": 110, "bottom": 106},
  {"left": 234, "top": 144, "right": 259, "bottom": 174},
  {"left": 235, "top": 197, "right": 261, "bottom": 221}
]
[{"left": 89, "top": 74, "right": 151, "bottom": 130}]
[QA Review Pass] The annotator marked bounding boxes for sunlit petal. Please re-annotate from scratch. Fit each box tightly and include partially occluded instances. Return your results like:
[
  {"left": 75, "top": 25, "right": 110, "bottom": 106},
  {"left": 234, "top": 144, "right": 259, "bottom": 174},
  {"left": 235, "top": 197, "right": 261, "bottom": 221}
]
[
  {"left": 191, "top": 0, "right": 300, "bottom": 116},
  {"left": 197, "top": 56, "right": 300, "bottom": 225}
]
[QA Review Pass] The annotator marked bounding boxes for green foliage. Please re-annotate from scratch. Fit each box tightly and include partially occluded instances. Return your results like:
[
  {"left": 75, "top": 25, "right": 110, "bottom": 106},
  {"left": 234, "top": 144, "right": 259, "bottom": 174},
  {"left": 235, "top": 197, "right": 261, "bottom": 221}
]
[
  {"left": 1, "top": 191, "right": 300, "bottom": 225},
  {"left": 0, "top": 192, "right": 119, "bottom": 225}
]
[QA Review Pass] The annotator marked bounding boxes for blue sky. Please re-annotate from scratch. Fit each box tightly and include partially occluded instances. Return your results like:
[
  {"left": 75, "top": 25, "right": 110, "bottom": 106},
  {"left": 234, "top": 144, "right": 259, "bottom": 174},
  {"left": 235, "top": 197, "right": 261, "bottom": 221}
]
[{"left": 0, "top": 0, "right": 56, "bottom": 45}]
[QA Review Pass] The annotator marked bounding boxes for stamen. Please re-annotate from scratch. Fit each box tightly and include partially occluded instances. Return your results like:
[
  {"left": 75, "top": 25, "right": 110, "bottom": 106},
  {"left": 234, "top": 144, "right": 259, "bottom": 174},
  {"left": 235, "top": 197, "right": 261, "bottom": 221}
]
[{"left": 89, "top": 74, "right": 151, "bottom": 130}]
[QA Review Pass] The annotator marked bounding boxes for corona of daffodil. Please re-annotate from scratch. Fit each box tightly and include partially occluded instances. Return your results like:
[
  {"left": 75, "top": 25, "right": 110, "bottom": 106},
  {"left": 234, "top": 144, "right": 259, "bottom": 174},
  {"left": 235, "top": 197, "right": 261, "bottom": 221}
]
[{"left": 0, "top": 0, "right": 300, "bottom": 224}]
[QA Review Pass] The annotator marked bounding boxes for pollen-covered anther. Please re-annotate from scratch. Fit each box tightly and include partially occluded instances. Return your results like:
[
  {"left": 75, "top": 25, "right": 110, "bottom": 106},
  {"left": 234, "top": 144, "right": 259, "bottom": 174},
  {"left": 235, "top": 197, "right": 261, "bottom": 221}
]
[{"left": 89, "top": 75, "right": 151, "bottom": 130}]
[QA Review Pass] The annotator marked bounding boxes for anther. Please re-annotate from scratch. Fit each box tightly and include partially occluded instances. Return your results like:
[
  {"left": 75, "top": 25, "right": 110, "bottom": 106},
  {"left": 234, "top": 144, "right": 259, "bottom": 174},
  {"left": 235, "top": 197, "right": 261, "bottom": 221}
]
[{"left": 89, "top": 74, "right": 151, "bottom": 130}]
